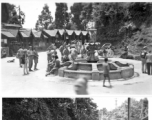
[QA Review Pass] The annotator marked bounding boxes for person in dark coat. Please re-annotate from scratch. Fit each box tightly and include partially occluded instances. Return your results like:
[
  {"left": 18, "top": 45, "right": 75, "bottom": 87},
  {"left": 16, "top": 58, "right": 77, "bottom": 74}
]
[
  {"left": 140, "top": 46, "right": 148, "bottom": 73},
  {"left": 145, "top": 50, "right": 152, "bottom": 75}
]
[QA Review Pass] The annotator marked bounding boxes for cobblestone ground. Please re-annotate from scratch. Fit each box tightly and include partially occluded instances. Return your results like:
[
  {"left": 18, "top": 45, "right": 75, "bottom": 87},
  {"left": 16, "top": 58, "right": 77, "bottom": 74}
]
[{"left": 1, "top": 50, "right": 152, "bottom": 96}]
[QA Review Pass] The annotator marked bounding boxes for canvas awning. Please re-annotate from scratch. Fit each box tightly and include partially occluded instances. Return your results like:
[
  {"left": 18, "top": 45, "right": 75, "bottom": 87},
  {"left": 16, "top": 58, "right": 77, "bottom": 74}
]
[
  {"left": 81, "top": 31, "right": 88, "bottom": 36},
  {"left": 43, "top": 35, "right": 48, "bottom": 38},
  {"left": 8, "top": 29, "right": 18, "bottom": 37},
  {"left": 43, "top": 29, "right": 58, "bottom": 37},
  {"left": 66, "top": 30, "right": 74, "bottom": 35},
  {"left": 20, "top": 30, "right": 31, "bottom": 38},
  {"left": 74, "top": 30, "right": 81, "bottom": 36},
  {"left": 32, "top": 30, "right": 41, "bottom": 38},
  {"left": 58, "top": 29, "right": 65, "bottom": 36},
  {"left": 1, "top": 31, "right": 15, "bottom": 38},
  {"left": 20, "top": 32, "right": 29, "bottom": 38}
]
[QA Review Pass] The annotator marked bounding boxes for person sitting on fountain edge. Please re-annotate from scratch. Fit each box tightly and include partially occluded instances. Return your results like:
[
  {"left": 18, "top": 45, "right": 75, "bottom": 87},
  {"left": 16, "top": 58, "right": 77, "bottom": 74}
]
[
  {"left": 62, "top": 45, "right": 70, "bottom": 63},
  {"left": 103, "top": 58, "right": 112, "bottom": 87},
  {"left": 45, "top": 55, "right": 60, "bottom": 77}
]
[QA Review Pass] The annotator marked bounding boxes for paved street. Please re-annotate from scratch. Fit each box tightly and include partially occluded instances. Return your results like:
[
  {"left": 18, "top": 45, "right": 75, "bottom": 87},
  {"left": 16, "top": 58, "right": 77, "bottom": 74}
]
[{"left": 1, "top": 50, "right": 152, "bottom": 97}]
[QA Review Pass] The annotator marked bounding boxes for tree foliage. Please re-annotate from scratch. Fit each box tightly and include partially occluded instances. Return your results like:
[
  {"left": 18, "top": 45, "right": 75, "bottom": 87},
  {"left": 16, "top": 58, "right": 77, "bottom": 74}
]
[
  {"left": 2, "top": 3, "right": 25, "bottom": 25},
  {"left": 70, "top": 3, "right": 84, "bottom": 30},
  {"left": 101, "top": 98, "right": 148, "bottom": 120},
  {"left": 35, "top": 4, "right": 53, "bottom": 30},
  {"left": 55, "top": 3, "right": 69, "bottom": 29},
  {"left": 70, "top": 2, "right": 152, "bottom": 41},
  {"left": 3, "top": 98, "right": 99, "bottom": 120},
  {"left": 2, "top": 3, "right": 14, "bottom": 23}
]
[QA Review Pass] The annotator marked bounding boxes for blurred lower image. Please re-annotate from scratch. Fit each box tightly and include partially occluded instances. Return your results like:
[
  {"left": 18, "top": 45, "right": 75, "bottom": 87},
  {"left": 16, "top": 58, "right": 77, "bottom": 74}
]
[{"left": 2, "top": 97, "right": 148, "bottom": 120}]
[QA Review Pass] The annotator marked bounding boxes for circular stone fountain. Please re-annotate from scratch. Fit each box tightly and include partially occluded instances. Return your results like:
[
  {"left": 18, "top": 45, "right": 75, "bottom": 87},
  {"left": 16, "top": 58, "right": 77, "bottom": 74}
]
[
  {"left": 58, "top": 57, "right": 134, "bottom": 80},
  {"left": 58, "top": 27, "right": 134, "bottom": 80}
]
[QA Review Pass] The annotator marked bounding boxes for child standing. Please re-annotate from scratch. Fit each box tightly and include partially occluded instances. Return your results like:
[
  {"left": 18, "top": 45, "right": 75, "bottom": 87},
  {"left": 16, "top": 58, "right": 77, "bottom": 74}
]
[{"left": 103, "top": 58, "right": 111, "bottom": 87}]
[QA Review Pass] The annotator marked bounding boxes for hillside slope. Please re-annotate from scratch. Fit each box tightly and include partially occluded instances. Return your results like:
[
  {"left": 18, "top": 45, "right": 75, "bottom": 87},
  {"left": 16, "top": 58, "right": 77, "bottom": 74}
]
[{"left": 114, "top": 25, "right": 152, "bottom": 56}]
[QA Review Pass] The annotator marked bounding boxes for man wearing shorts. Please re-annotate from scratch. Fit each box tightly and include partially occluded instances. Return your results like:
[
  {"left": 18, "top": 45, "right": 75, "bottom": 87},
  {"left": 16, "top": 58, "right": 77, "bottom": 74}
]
[{"left": 103, "top": 58, "right": 111, "bottom": 87}]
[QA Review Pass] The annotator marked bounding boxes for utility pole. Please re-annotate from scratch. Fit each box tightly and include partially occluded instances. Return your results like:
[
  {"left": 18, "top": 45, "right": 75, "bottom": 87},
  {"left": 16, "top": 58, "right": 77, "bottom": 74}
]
[{"left": 128, "top": 98, "right": 131, "bottom": 120}]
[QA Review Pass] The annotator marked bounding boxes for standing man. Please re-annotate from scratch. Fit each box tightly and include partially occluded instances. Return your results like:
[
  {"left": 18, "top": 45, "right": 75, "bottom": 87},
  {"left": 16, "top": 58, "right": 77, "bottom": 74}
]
[
  {"left": 33, "top": 47, "right": 39, "bottom": 70},
  {"left": 103, "top": 58, "right": 111, "bottom": 87},
  {"left": 47, "top": 48, "right": 52, "bottom": 63},
  {"left": 140, "top": 46, "right": 148, "bottom": 73},
  {"left": 146, "top": 50, "right": 152, "bottom": 75},
  {"left": 27, "top": 46, "right": 34, "bottom": 71},
  {"left": 17, "top": 46, "right": 23, "bottom": 68}
]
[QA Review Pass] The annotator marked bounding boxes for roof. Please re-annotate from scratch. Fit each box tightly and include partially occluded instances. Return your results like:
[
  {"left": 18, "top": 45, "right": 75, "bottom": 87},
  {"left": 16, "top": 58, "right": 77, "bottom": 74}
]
[
  {"left": 43, "top": 29, "right": 58, "bottom": 37},
  {"left": 58, "top": 29, "right": 65, "bottom": 35},
  {"left": 8, "top": 29, "right": 18, "bottom": 37},
  {"left": 20, "top": 32, "right": 28, "bottom": 37},
  {"left": 66, "top": 30, "right": 74, "bottom": 35},
  {"left": 81, "top": 31, "right": 88, "bottom": 36},
  {"left": 43, "top": 35, "right": 48, "bottom": 38},
  {"left": 74, "top": 30, "right": 82, "bottom": 35},
  {"left": 32, "top": 30, "right": 41, "bottom": 38},
  {"left": 20, "top": 30, "right": 31, "bottom": 37},
  {"left": 1, "top": 31, "right": 15, "bottom": 38}
]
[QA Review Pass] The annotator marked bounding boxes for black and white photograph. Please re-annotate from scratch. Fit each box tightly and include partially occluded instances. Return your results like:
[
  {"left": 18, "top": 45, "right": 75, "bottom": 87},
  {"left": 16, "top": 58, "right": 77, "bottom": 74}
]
[
  {"left": 2, "top": 97, "right": 149, "bottom": 120},
  {"left": 1, "top": 0, "right": 152, "bottom": 120},
  {"left": 1, "top": 1, "right": 152, "bottom": 96}
]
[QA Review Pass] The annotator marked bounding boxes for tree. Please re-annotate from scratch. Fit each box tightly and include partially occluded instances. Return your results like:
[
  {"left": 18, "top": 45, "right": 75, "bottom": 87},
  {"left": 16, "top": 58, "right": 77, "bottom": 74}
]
[
  {"left": 1, "top": 3, "right": 12, "bottom": 23},
  {"left": 47, "top": 21, "right": 56, "bottom": 30},
  {"left": 128, "top": 2, "right": 152, "bottom": 27},
  {"left": 55, "top": 3, "right": 69, "bottom": 29},
  {"left": 2, "top": 3, "right": 25, "bottom": 25},
  {"left": 106, "top": 98, "right": 146, "bottom": 120},
  {"left": 80, "top": 3, "right": 93, "bottom": 30},
  {"left": 70, "top": 3, "right": 84, "bottom": 30},
  {"left": 35, "top": 4, "right": 53, "bottom": 30},
  {"left": 3, "top": 98, "right": 99, "bottom": 120}
]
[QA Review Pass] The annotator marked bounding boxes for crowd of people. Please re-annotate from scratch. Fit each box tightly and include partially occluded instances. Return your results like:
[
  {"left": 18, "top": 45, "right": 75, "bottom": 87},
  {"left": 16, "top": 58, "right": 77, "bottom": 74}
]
[
  {"left": 15, "top": 42, "right": 152, "bottom": 95},
  {"left": 15, "top": 41, "right": 114, "bottom": 89},
  {"left": 17, "top": 46, "right": 39, "bottom": 75}
]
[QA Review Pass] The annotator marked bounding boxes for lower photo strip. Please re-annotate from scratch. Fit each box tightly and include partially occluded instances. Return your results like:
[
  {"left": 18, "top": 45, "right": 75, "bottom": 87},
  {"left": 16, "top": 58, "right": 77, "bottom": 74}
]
[{"left": 2, "top": 97, "right": 149, "bottom": 120}]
